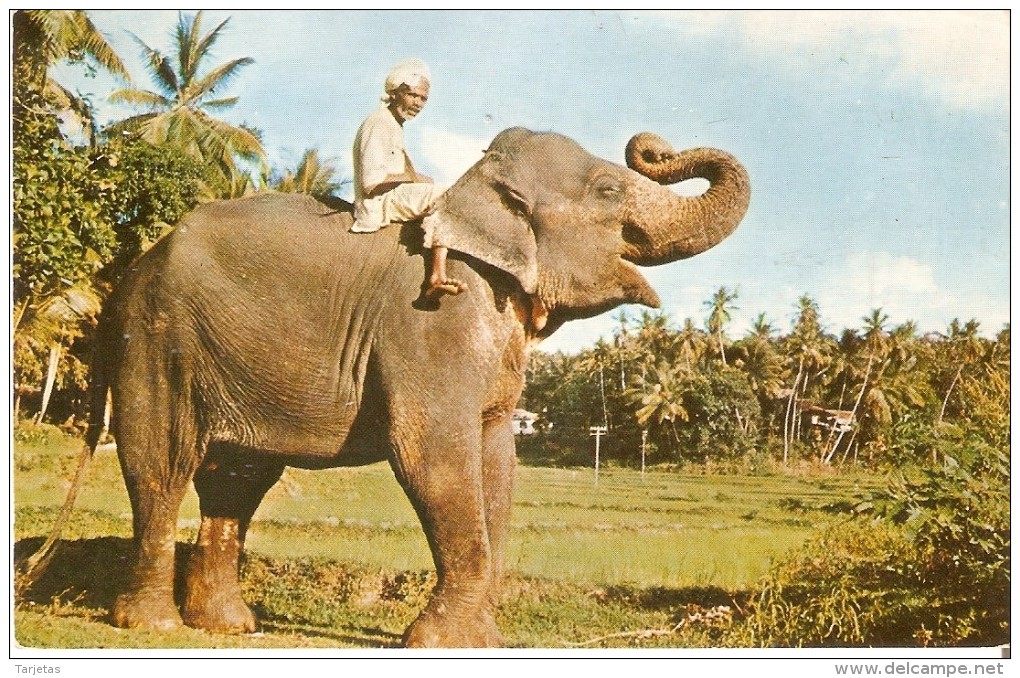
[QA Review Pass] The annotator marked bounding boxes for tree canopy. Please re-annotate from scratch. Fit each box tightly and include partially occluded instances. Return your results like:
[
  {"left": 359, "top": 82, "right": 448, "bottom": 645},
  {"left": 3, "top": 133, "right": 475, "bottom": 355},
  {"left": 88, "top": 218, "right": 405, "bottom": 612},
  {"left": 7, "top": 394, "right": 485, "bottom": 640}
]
[{"left": 105, "top": 11, "right": 267, "bottom": 196}]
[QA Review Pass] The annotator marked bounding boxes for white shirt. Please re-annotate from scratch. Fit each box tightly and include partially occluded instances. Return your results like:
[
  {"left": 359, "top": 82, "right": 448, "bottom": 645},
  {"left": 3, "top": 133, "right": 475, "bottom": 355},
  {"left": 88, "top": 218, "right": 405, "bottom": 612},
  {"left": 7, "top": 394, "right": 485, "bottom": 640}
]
[
  {"left": 351, "top": 104, "right": 444, "bottom": 233},
  {"left": 353, "top": 106, "right": 409, "bottom": 211}
]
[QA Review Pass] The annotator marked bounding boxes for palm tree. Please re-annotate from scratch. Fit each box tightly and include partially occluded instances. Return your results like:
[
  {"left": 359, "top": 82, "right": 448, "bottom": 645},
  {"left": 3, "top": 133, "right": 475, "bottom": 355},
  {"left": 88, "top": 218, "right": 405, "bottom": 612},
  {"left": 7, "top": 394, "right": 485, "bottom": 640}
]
[
  {"left": 705, "top": 286, "right": 738, "bottom": 366},
  {"left": 860, "top": 308, "right": 891, "bottom": 361},
  {"left": 748, "top": 312, "right": 777, "bottom": 341},
  {"left": 106, "top": 11, "right": 266, "bottom": 193},
  {"left": 13, "top": 284, "right": 102, "bottom": 423},
  {"left": 273, "top": 148, "right": 345, "bottom": 198},
  {"left": 12, "top": 10, "right": 129, "bottom": 142},
  {"left": 780, "top": 295, "right": 831, "bottom": 459},
  {"left": 632, "top": 310, "right": 676, "bottom": 362},
  {"left": 675, "top": 317, "right": 708, "bottom": 370},
  {"left": 850, "top": 310, "right": 934, "bottom": 460},
  {"left": 628, "top": 361, "right": 693, "bottom": 436},
  {"left": 935, "top": 318, "right": 982, "bottom": 425},
  {"left": 734, "top": 316, "right": 786, "bottom": 422}
]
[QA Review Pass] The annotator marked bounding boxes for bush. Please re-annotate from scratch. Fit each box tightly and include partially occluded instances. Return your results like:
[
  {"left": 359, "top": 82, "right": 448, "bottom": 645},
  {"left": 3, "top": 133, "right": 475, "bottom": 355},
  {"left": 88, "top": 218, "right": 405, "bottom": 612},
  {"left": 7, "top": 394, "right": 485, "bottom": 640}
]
[
  {"left": 735, "top": 444, "right": 1009, "bottom": 647},
  {"left": 13, "top": 421, "right": 70, "bottom": 448}
]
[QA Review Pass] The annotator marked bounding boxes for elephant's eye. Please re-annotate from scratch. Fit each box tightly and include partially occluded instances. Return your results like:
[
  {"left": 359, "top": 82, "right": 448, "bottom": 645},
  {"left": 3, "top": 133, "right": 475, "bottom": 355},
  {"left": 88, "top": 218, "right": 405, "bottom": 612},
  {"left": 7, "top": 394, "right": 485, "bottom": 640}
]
[{"left": 593, "top": 176, "right": 623, "bottom": 198}]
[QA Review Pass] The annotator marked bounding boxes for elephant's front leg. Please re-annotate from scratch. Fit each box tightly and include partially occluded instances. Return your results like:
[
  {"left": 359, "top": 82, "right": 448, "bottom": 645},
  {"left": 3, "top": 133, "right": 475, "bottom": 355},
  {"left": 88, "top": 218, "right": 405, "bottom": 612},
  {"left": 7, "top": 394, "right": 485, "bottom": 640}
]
[
  {"left": 182, "top": 451, "right": 284, "bottom": 633},
  {"left": 389, "top": 420, "right": 504, "bottom": 648},
  {"left": 481, "top": 414, "right": 516, "bottom": 621}
]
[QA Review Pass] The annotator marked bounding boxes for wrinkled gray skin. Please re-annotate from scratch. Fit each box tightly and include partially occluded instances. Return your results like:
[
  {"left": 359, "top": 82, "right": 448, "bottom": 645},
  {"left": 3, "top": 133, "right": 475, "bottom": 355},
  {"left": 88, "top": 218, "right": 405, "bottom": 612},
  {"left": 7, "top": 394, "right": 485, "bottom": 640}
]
[{"left": 95, "top": 127, "right": 749, "bottom": 647}]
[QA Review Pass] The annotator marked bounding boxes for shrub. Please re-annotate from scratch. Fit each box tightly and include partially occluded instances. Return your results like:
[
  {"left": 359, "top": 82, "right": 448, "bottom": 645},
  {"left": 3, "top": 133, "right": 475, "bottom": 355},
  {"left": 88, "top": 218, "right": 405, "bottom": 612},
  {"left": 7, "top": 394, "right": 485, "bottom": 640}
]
[{"left": 735, "top": 444, "right": 1009, "bottom": 647}]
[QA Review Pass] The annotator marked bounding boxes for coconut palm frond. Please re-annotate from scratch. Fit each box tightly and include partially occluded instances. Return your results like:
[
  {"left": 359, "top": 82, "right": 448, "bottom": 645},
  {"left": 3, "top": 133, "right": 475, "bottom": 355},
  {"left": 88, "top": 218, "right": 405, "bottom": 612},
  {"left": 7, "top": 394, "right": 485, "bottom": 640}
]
[
  {"left": 274, "top": 148, "right": 342, "bottom": 197},
  {"left": 128, "top": 32, "right": 178, "bottom": 97},
  {"left": 70, "top": 11, "right": 129, "bottom": 80},
  {"left": 109, "top": 87, "right": 172, "bottom": 109},
  {"left": 102, "top": 111, "right": 159, "bottom": 141},
  {"left": 175, "top": 11, "right": 202, "bottom": 86},
  {"left": 190, "top": 57, "right": 255, "bottom": 102},
  {"left": 202, "top": 113, "right": 266, "bottom": 163},
  {"left": 16, "top": 282, "right": 103, "bottom": 347},
  {"left": 193, "top": 15, "right": 233, "bottom": 77},
  {"left": 202, "top": 96, "right": 239, "bottom": 111}
]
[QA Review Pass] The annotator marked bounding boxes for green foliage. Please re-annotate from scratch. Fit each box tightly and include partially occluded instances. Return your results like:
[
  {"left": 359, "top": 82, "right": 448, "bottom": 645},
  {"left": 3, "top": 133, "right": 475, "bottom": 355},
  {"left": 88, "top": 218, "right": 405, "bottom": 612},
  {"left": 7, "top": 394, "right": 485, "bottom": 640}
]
[
  {"left": 13, "top": 110, "right": 115, "bottom": 308},
  {"left": 738, "top": 520, "right": 918, "bottom": 646},
  {"left": 97, "top": 138, "right": 203, "bottom": 267},
  {"left": 669, "top": 365, "right": 761, "bottom": 461},
  {"left": 737, "top": 444, "right": 1009, "bottom": 647},
  {"left": 866, "top": 447, "right": 1009, "bottom": 636},
  {"left": 525, "top": 291, "right": 1008, "bottom": 474}
]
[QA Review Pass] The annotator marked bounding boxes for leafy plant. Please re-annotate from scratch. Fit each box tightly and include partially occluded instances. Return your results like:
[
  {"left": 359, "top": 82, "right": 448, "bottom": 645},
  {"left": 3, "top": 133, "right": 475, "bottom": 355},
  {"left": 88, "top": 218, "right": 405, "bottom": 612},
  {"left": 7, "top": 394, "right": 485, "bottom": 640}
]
[
  {"left": 13, "top": 110, "right": 116, "bottom": 314},
  {"left": 735, "top": 443, "right": 1009, "bottom": 647}
]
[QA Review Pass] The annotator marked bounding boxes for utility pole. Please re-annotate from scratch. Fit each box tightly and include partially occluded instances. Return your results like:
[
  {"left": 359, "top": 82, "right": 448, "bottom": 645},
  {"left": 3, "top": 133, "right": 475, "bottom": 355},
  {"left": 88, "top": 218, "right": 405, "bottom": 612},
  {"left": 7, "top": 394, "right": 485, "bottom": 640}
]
[
  {"left": 641, "top": 429, "right": 648, "bottom": 479},
  {"left": 589, "top": 426, "right": 607, "bottom": 485}
]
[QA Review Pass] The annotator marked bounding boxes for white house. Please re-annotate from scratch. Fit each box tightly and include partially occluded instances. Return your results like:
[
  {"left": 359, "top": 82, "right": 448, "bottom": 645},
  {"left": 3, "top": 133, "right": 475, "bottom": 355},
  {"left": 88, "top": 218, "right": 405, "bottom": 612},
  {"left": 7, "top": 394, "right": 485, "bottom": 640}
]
[{"left": 511, "top": 409, "right": 538, "bottom": 435}]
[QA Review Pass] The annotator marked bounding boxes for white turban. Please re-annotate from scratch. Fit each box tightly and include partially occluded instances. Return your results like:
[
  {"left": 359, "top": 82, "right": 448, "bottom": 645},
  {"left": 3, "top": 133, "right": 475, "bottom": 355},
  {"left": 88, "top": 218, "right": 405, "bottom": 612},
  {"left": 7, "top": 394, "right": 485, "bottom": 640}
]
[{"left": 384, "top": 58, "right": 431, "bottom": 96}]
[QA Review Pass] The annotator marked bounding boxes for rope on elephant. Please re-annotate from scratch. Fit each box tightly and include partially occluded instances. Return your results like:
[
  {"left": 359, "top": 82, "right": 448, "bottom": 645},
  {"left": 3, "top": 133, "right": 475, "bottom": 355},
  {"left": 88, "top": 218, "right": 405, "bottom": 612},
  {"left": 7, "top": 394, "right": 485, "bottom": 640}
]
[{"left": 14, "top": 440, "right": 97, "bottom": 597}]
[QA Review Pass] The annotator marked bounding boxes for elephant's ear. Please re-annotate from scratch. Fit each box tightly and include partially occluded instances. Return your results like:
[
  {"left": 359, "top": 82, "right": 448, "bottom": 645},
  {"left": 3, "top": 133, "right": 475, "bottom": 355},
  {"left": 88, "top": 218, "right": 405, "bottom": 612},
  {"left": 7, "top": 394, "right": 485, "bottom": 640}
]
[{"left": 430, "top": 130, "right": 539, "bottom": 293}]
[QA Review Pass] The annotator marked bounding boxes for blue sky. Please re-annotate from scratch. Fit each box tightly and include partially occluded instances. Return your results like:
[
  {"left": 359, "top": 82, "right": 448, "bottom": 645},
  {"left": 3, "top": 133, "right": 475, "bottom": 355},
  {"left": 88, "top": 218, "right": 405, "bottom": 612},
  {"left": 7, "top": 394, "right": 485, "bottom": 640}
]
[{"left": 54, "top": 10, "right": 1010, "bottom": 353}]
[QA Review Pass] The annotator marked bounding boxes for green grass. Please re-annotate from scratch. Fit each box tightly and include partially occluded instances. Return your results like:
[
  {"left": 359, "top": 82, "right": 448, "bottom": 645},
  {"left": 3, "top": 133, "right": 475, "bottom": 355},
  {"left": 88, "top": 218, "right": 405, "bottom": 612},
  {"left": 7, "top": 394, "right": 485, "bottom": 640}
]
[{"left": 13, "top": 429, "right": 878, "bottom": 648}]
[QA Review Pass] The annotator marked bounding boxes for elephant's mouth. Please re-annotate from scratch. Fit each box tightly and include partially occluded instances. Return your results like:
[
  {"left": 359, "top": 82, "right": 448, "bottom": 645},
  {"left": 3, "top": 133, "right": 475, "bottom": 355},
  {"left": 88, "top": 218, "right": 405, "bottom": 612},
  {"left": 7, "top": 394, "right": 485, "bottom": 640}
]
[{"left": 615, "top": 257, "right": 661, "bottom": 309}]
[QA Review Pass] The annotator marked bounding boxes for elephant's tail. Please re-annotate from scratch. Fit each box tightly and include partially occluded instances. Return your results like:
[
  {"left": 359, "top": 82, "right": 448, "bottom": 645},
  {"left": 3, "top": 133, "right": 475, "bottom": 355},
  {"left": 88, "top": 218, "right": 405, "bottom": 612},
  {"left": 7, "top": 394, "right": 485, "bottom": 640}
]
[
  {"left": 83, "top": 343, "right": 110, "bottom": 451},
  {"left": 15, "top": 333, "right": 110, "bottom": 597}
]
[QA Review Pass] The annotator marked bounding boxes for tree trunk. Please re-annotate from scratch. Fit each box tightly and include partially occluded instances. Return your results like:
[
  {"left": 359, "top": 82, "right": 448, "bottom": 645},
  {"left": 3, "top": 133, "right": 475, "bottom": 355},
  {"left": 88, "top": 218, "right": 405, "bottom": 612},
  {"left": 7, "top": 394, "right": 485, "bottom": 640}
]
[
  {"left": 783, "top": 362, "right": 803, "bottom": 464},
  {"left": 13, "top": 298, "right": 30, "bottom": 333},
  {"left": 826, "top": 357, "right": 872, "bottom": 464},
  {"left": 35, "top": 344, "right": 61, "bottom": 424},
  {"left": 795, "top": 372, "right": 811, "bottom": 442},
  {"left": 937, "top": 365, "right": 963, "bottom": 425},
  {"left": 822, "top": 379, "right": 848, "bottom": 460}
]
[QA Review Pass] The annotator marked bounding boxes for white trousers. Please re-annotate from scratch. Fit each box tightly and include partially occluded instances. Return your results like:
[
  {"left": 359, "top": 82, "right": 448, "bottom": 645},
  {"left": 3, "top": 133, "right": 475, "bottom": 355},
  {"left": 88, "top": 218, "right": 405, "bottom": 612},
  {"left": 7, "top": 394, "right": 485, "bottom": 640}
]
[{"left": 352, "top": 183, "right": 448, "bottom": 247}]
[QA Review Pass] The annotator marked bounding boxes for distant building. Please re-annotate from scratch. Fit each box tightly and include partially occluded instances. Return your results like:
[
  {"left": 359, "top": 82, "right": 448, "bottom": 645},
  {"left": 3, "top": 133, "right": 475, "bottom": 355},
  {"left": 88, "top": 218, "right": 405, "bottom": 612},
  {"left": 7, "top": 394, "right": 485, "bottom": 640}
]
[
  {"left": 511, "top": 409, "right": 538, "bottom": 435},
  {"left": 801, "top": 404, "right": 855, "bottom": 434}
]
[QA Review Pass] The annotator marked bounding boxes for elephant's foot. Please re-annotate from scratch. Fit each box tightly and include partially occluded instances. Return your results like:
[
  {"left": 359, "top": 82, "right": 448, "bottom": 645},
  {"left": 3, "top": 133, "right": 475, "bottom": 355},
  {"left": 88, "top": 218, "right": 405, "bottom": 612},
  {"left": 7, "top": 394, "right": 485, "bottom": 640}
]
[
  {"left": 181, "top": 516, "right": 256, "bottom": 634},
  {"left": 404, "top": 603, "right": 504, "bottom": 648},
  {"left": 182, "top": 587, "right": 257, "bottom": 634},
  {"left": 111, "top": 588, "right": 183, "bottom": 631}
]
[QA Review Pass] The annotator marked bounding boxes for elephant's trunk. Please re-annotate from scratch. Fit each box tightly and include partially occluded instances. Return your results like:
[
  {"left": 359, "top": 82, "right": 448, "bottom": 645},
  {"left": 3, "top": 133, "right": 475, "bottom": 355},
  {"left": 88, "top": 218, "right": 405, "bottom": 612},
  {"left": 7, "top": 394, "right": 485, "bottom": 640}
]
[{"left": 622, "top": 132, "right": 750, "bottom": 266}]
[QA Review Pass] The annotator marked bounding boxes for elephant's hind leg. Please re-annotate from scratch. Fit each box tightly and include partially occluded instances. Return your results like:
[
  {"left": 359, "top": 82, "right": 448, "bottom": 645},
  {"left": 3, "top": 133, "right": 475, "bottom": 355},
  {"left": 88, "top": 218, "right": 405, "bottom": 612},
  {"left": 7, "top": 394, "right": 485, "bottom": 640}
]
[
  {"left": 182, "top": 448, "right": 284, "bottom": 633},
  {"left": 111, "top": 413, "right": 200, "bottom": 630}
]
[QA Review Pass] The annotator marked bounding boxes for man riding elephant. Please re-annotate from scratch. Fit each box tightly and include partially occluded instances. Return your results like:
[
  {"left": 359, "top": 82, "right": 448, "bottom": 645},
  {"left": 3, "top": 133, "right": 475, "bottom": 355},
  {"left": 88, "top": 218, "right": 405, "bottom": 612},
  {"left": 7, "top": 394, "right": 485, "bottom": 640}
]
[{"left": 351, "top": 58, "right": 465, "bottom": 298}]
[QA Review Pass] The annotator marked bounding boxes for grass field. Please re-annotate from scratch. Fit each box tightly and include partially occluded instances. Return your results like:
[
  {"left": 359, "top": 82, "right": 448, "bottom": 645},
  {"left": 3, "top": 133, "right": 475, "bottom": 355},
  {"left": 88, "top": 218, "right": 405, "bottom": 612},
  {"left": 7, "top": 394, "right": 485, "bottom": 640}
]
[{"left": 13, "top": 429, "right": 878, "bottom": 649}]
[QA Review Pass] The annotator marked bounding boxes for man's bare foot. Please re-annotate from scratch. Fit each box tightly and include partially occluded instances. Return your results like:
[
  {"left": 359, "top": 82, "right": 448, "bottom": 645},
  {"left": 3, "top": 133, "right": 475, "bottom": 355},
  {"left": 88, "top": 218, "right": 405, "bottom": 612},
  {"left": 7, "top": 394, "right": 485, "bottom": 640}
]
[{"left": 425, "top": 278, "right": 466, "bottom": 298}]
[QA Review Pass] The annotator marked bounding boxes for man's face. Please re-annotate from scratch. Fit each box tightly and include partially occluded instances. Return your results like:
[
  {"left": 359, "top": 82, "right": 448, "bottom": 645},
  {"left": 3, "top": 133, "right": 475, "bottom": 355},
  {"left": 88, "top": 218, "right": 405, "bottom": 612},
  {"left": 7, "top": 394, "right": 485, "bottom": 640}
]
[{"left": 390, "top": 81, "right": 430, "bottom": 122}]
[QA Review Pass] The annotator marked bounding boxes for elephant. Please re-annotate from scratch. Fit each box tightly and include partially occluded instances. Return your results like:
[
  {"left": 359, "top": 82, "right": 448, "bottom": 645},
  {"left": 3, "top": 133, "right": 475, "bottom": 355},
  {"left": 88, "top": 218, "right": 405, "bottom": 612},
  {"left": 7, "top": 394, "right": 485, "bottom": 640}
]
[{"left": 89, "top": 126, "right": 749, "bottom": 647}]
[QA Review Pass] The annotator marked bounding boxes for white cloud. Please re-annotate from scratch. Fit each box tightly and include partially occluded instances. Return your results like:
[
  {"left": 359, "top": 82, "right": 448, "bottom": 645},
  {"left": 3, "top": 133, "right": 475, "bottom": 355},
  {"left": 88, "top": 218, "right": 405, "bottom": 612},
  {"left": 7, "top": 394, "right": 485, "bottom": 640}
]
[
  {"left": 811, "top": 251, "right": 1006, "bottom": 335},
  {"left": 418, "top": 127, "right": 488, "bottom": 187},
  {"left": 652, "top": 10, "right": 1008, "bottom": 110}
]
